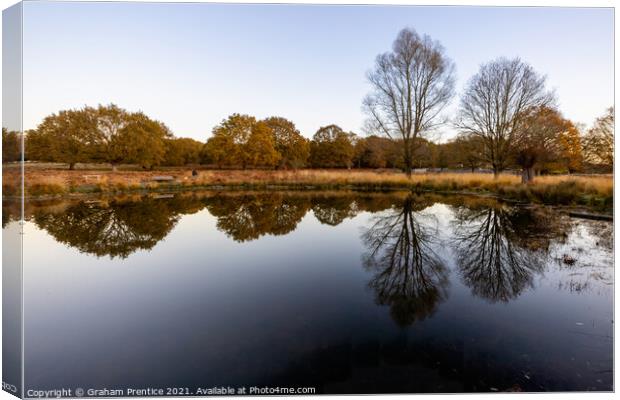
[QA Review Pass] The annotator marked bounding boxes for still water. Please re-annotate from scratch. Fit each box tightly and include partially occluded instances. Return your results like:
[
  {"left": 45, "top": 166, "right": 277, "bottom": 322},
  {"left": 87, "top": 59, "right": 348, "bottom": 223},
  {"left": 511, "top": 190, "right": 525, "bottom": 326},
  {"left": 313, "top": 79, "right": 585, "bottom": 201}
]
[{"left": 6, "top": 191, "right": 613, "bottom": 393}]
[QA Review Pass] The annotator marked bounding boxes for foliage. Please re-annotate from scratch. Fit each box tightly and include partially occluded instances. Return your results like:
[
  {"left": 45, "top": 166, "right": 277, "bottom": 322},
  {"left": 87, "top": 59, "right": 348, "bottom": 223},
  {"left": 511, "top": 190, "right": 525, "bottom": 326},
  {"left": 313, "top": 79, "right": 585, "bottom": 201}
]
[
  {"left": 201, "top": 134, "right": 235, "bottom": 168},
  {"left": 262, "top": 116, "right": 309, "bottom": 169},
  {"left": 108, "top": 112, "right": 169, "bottom": 169},
  {"left": 555, "top": 124, "right": 583, "bottom": 173},
  {"left": 163, "top": 137, "right": 203, "bottom": 166},
  {"left": 27, "top": 104, "right": 173, "bottom": 169},
  {"left": 512, "top": 106, "right": 574, "bottom": 182},
  {"left": 353, "top": 135, "right": 402, "bottom": 169},
  {"left": 92, "top": 104, "right": 130, "bottom": 166},
  {"left": 582, "top": 107, "right": 613, "bottom": 171},
  {"left": 2, "top": 127, "right": 21, "bottom": 162},
  {"left": 309, "top": 124, "right": 355, "bottom": 168},
  {"left": 450, "top": 135, "right": 484, "bottom": 172},
  {"left": 32, "top": 108, "right": 100, "bottom": 169},
  {"left": 244, "top": 121, "right": 281, "bottom": 168},
  {"left": 202, "top": 114, "right": 256, "bottom": 168}
]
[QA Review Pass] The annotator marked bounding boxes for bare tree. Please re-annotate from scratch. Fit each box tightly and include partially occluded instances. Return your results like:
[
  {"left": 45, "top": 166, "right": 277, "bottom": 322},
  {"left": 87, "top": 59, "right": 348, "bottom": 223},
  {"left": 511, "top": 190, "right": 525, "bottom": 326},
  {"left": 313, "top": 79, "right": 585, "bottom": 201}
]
[
  {"left": 363, "top": 28, "right": 455, "bottom": 177},
  {"left": 457, "top": 58, "right": 554, "bottom": 177}
]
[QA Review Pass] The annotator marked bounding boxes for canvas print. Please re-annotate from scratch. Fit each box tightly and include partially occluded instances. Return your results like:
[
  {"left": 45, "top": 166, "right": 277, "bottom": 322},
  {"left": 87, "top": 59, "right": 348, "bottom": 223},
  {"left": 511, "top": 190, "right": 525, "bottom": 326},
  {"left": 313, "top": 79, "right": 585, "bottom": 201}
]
[{"left": 1, "top": 1, "right": 614, "bottom": 397}]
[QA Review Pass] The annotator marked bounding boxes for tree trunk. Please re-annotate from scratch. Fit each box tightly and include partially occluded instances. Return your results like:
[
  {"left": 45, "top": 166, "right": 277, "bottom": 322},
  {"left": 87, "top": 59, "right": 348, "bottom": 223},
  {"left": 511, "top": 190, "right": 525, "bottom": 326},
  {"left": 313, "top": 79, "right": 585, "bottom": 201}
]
[
  {"left": 404, "top": 142, "right": 412, "bottom": 178},
  {"left": 111, "top": 164, "right": 118, "bottom": 172},
  {"left": 69, "top": 163, "right": 75, "bottom": 170},
  {"left": 521, "top": 167, "right": 535, "bottom": 184}
]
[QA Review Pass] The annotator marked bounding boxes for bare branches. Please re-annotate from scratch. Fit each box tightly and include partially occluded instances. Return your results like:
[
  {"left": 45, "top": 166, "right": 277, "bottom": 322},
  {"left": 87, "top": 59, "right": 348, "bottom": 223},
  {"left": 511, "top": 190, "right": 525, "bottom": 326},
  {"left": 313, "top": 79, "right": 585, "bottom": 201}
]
[
  {"left": 364, "top": 28, "right": 455, "bottom": 175},
  {"left": 456, "top": 58, "right": 554, "bottom": 175}
]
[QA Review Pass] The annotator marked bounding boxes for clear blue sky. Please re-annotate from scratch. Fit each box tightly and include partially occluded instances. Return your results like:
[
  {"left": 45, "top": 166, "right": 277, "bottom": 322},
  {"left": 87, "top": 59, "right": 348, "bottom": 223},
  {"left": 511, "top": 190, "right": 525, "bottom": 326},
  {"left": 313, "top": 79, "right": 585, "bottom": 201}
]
[{"left": 22, "top": 2, "right": 613, "bottom": 141}]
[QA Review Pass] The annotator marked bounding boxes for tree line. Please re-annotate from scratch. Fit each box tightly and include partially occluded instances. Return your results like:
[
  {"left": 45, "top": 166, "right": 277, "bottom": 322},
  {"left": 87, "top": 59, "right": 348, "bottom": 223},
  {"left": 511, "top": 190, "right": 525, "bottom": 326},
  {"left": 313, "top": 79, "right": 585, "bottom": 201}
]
[
  {"left": 2, "top": 28, "right": 613, "bottom": 180},
  {"left": 3, "top": 105, "right": 611, "bottom": 176}
]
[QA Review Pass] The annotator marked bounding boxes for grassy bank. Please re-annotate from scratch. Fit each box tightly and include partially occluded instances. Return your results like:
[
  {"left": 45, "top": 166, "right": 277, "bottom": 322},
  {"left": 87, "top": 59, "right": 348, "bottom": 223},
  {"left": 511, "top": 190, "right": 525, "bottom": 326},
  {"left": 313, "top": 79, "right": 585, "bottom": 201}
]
[{"left": 2, "top": 167, "right": 613, "bottom": 210}]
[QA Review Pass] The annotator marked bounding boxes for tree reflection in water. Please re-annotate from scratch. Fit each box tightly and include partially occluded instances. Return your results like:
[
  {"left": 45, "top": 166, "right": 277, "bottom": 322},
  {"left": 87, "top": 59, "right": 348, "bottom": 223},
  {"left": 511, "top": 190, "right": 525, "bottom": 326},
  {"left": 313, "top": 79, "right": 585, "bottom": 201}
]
[
  {"left": 205, "top": 193, "right": 311, "bottom": 242},
  {"left": 32, "top": 196, "right": 204, "bottom": 259},
  {"left": 311, "top": 196, "right": 358, "bottom": 226},
  {"left": 451, "top": 202, "right": 565, "bottom": 303},
  {"left": 362, "top": 195, "right": 449, "bottom": 327},
  {"left": 19, "top": 191, "right": 417, "bottom": 259}
]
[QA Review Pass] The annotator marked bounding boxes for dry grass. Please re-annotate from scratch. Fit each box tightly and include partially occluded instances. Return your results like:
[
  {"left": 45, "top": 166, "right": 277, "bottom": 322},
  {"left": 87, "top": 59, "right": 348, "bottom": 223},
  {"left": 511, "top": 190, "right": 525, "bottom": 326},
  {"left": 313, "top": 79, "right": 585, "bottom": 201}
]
[{"left": 2, "top": 167, "right": 613, "bottom": 210}]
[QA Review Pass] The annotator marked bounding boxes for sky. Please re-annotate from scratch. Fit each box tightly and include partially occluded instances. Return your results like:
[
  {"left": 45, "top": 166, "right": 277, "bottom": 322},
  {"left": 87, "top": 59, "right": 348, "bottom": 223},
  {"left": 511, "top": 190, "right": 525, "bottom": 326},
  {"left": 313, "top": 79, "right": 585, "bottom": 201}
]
[{"left": 18, "top": 2, "right": 614, "bottom": 141}]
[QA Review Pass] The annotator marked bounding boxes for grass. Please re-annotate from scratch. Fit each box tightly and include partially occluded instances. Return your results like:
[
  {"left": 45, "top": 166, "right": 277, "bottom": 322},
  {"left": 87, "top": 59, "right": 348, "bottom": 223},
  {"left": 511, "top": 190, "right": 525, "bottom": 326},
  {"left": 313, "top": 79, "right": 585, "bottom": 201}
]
[{"left": 2, "top": 166, "right": 613, "bottom": 211}]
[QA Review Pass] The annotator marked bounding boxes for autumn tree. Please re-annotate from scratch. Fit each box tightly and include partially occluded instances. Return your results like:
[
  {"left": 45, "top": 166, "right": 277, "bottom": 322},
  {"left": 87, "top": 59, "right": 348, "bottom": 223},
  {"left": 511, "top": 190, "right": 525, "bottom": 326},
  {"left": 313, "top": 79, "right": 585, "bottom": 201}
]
[
  {"left": 163, "top": 137, "right": 203, "bottom": 166},
  {"left": 91, "top": 104, "right": 131, "bottom": 170},
  {"left": 28, "top": 104, "right": 174, "bottom": 169},
  {"left": 244, "top": 121, "right": 281, "bottom": 168},
  {"left": 108, "top": 112, "right": 169, "bottom": 169},
  {"left": 262, "top": 117, "right": 309, "bottom": 169},
  {"left": 309, "top": 124, "right": 355, "bottom": 168},
  {"left": 451, "top": 135, "right": 483, "bottom": 172},
  {"left": 430, "top": 143, "right": 449, "bottom": 170},
  {"left": 205, "top": 114, "right": 255, "bottom": 168},
  {"left": 353, "top": 135, "right": 402, "bottom": 169},
  {"left": 582, "top": 107, "right": 614, "bottom": 171},
  {"left": 412, "top": 138, "right": 433, "bottom": 169},
  {"left": 555, "top": 124, "right": 583, "bottom": 173},
  {"left": 364, "top": 28, "right": 455, "bottom": 177},
  {"left": 2, "top": 127, "right": 21, "bottom": 162},
  {"left": 457, "top": 58, "right": 554, "bottom": 177},
  {"left": 513, "top": 106, "right": 573, "bottom": 183},
  {"left": 201, "top": 135, "right": 235, "bottom": 168},
  {"left": 24, "top": 129, "right": 50, "bottom": 162},
  {"left": 33, "top": 108, "right": 99, "bottom": 169}
]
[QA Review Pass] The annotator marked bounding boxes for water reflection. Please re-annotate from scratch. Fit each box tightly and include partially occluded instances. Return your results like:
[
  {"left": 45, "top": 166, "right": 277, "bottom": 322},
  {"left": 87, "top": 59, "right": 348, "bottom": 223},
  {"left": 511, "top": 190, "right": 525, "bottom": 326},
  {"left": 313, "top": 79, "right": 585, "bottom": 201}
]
[
  {"left": 205, "top": 193, "right": 311, "bottom": 241},
  {"left": 7, "top": 192, "right": 573, "bottom": 292},
  {"left": 31, "top": 196, "right": 203, "bottom": 259},
  {"left": 12, "top": 191, "right": 612, "bottom": 392},
  {"left": 451, "top": 201, "right": 567, "bottom": 303},
  {"left": 2, "top": 199, "right": 21, "bottom": 228},
  {"left": 311, "top": 196, "right": 358, "bottom": 226},
  {"left": 362, "top": 195, "right": 449, "bottom": 327},
  {"left": 8, "top": 192, "right": 413, "bottom": 255}
]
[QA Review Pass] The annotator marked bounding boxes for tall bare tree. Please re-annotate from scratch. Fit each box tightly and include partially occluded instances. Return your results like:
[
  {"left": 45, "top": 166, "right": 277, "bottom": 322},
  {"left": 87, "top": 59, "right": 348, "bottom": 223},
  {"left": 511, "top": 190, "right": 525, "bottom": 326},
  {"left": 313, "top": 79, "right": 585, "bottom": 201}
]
[
  {"left": 363, "top": 28, "right": 455, "bottom": 177},
  {"left": 457, "top": 58, "right": 554, "bottom": 177}
]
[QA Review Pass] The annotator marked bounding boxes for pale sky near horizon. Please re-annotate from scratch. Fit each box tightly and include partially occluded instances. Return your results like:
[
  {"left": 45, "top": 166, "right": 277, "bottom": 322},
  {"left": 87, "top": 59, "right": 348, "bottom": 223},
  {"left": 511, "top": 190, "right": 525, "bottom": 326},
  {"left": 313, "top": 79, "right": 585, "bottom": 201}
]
[{"left": 17, "top": 2, "right": 614, "bottom": 141}]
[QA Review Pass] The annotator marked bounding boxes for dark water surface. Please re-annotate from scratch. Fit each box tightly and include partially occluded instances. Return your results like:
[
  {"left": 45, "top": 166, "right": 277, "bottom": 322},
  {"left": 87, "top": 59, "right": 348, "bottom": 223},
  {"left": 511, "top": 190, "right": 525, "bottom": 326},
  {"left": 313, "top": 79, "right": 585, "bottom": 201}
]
[{"left": 6, "top": 191, "right": 613, "bottom": 394}]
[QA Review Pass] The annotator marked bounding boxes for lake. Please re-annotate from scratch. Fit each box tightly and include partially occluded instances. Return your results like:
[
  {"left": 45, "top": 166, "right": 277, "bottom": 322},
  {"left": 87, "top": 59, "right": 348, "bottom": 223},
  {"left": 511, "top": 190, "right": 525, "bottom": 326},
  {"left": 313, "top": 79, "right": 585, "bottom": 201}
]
[{"left": 5, "top": 190, "right": 613, "bottom": 394}]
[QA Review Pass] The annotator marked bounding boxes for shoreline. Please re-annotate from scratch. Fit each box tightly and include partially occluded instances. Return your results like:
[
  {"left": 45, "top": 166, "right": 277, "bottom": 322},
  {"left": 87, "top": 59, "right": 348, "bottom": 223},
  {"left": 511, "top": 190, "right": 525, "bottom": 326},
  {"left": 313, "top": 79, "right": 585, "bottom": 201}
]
[
  {"left": 3, "top": 169, "right": 613, "bottom": 213},
  {"left": 5, "top": 183, "right": 613, "bottom": 217}
]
